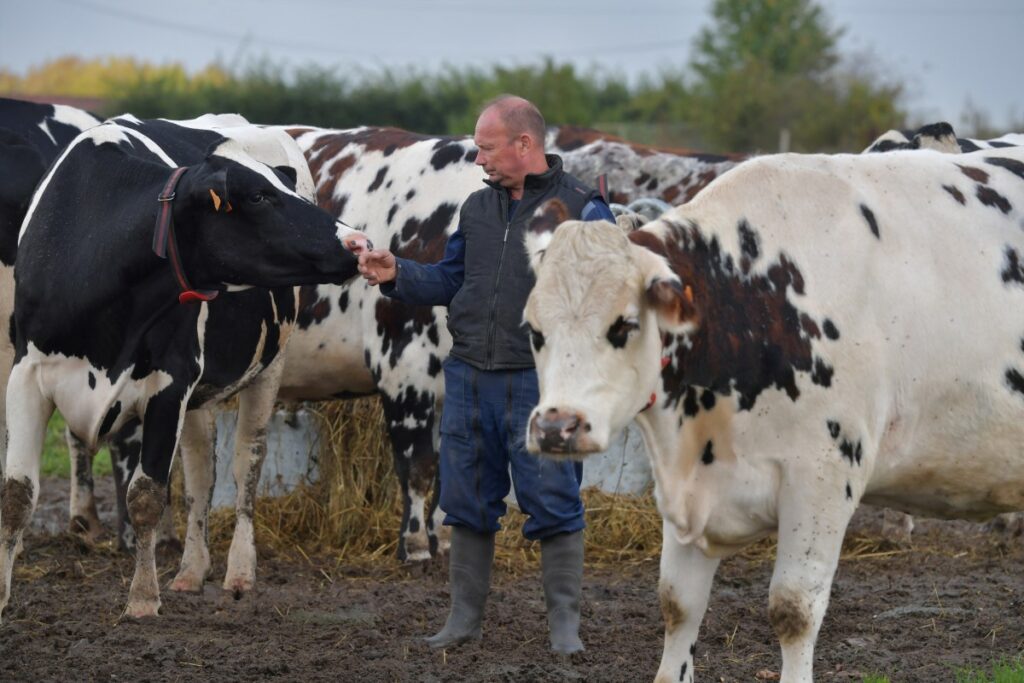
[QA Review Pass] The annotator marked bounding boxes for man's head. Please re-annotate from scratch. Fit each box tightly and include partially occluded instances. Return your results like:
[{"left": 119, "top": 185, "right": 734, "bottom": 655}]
[{"left": 473, "top": 95, "right": 549, "bottom": 198}]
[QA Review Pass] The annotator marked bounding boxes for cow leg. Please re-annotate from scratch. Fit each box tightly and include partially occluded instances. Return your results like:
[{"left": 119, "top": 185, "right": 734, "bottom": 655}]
[
  {"left": 380, "top": 391, "right": 438, "bottom": 562},
  {"left": 880, "top": 509, "right": 914, "bottom": 546},
  {"left": 653, "top": 520, "right": 720, "bottom": 683},
  {"left": 770, "top": 476, "right": 853, "bottom": 682},
  {"left": 0, "top": 363, "right": 54, "bottom": 620},
  {"left": 125, "top": 393, "right": 187, "bottom": 618},
  {"left": 170, "top": 408, "right": 216, "bottom": 592},
  {"left": 66, "top": 428, "right": 104, "bottom": 542},
  {"left": 427, "top": 411, "right": 449, "bottom": 555},
  {"left": 224, "top": 359, "right": 283, "bottom": 596},
  {"left": 110, "top": 423, "right": 141, "bottom": 551}
]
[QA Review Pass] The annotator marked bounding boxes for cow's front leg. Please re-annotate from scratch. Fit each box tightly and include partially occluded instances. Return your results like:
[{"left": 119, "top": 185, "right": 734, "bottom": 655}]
[
  {"left": 171, "top": 408, "right": 215, "bottom": 592},
  {"left": 654, "top": 520, "right": 720, "bottom": 683},
  {"left": 125, "top": 392, "right": 188, "bottom": 618},
  {"left": 110, "top": 421, "right": 141, "bottom": 551},
  {"left": 224, "top": 358, "right": 282, "bottom": 596},
  {"left": 0, "top": 363, "right": 55, "bottom": 620},
  {"left": 66, "top": 428, "right": 104, "bottom": 542},
  {"left": 380, "top": 391, "right": 439, "bottom": 562},
  {"left": 770, "top": 473, "right": 854, "bottom": 682}
]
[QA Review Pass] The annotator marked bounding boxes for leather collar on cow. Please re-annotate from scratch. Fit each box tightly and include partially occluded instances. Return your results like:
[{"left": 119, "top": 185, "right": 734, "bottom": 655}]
[{"left": 152, "top": 166, "right": 220, "bottom": 305}]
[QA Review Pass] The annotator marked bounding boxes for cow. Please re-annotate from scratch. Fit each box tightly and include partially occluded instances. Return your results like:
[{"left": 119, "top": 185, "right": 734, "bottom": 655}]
[
  {"left": 865, "top": 120, "right": 1024, "bottom": 154},
  {"left": 522, "top": 146, "right": 1024, "bottom": 681},
  {"left": 93, "top": 123, "right": 745, "bottom": 594},
  {"left": 0, "top": 115, "right": 362, "bottom": 619}
]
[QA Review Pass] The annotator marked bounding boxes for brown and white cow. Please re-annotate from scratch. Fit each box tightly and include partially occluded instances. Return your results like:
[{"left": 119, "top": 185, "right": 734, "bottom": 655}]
[
  {"left": 523, "top": 147, "right": 1024, "bottom": 681},
  {"left": 159, "top": 123, "right": 746, "bottom": 591}
]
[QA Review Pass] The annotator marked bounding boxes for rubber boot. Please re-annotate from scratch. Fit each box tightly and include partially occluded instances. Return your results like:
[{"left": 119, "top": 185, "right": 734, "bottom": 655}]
[
  {"left": 425, "top": 526, "right": 495, "bottom": 648},
  {"left": 541, "top": 530, "right": 585, "bottom": 654}
]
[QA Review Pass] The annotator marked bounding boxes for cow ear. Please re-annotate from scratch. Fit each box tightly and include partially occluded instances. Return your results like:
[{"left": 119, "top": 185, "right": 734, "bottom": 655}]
[
  {"left": 631, "top": 243, "right": 698, "bottom": 334},
  {"left": 274, "top": 165, "right": 298, "bottom": 190},
  {"left": 199, "top": 168, "right": 229, "bottom": 213},
  {"left": 525, "top": 198, "right": 570, "bottom": 273}
]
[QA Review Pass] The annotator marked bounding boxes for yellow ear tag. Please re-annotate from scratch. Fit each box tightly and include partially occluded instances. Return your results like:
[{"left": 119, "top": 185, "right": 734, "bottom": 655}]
[
  {"left": 209, "top": 188, "right": 222, "bottom": 212},
  {"left": 684, "top": 285, "right": 694, "bottom": 303}
]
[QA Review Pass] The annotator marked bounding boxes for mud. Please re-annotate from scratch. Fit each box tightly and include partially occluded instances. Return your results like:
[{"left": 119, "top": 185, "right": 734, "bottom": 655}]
[{"left": 1, "top": 477, "right": 1021, "bottom": 682}]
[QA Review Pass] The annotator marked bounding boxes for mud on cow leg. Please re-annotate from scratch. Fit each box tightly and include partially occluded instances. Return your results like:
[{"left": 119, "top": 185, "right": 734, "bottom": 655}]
[
  {"left": 125, "top": 475, "right": 167, "bottom": 618},
  {"left": 380, "top": 392, "right": 439, "bottom": 562}
]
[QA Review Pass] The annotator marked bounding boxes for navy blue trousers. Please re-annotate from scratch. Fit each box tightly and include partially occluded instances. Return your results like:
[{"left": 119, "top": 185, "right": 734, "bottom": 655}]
[{"left": 439, "top": 356, "right": 585, "bottom": 540}]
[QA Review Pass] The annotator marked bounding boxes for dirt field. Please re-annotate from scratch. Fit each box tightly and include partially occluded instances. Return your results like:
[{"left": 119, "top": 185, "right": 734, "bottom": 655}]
[{"left": 1, "top": 477, "right": 1021, "bottom": 683}]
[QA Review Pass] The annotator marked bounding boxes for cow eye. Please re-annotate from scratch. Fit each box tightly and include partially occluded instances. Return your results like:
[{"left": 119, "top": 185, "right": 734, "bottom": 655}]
[
  {"left": 528, "top": 324, "right": 545, "bottom": 351},
  {"left": 248, "top": 191, "right": 268, "bottom": 205},
  {"left": 606, "top": 316, "right": 639, "bottom": 349}
]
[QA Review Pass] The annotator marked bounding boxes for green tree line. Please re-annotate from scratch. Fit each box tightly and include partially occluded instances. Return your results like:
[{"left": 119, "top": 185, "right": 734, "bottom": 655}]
[{"left": 0, "top": 0, "right": 962, "bottom": 153}]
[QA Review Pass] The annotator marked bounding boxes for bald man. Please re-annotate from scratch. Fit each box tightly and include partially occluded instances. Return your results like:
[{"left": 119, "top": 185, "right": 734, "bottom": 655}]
[{"left": 350, "top": 95, "right": 613, "bottom": 654}]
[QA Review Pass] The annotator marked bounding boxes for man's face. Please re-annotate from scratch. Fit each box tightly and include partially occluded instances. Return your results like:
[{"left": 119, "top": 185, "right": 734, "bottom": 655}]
[{"left": 473, "top": 109, "right": 527, "bottom": 190}]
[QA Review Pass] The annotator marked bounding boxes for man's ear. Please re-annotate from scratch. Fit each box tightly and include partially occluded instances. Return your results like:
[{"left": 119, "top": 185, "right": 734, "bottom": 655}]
[
  {"left": 630, "top": 242, "right": 698, "bottom": 334},
  {"left": 525, "top": 198, "right": 570, "bottom": 274}
]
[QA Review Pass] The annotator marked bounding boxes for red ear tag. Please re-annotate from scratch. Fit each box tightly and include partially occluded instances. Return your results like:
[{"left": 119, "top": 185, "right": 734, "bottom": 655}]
[{"left": 661, "top": 356, "right": 671, "bottom": 369}]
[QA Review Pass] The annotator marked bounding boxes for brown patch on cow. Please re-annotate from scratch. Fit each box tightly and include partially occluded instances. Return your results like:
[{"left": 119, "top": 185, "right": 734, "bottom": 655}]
[
  {"left": 800, "top": 313, "right": 821, "bottom": 339},
  {"left": 958, "top": 164, "right": 990, "bottom": 184},
  {"left": 633, "top": 219, "right": 829, "bottom": 411},
  {"left": 552, "top": 125, "right": 744, "bottom": 161},
  {"left": 392, "top": 203, "right": 458, "bottom": 265},
  {"left": 659, "top": 584, "right": 686, "bottom": 634},
  {"left": 943, "top": 184, "right": 966, "bottom": 205},
  {"left": 1, "top": 477, "right": 34, "bottom": 534},
  {"left": 977, "top": 186, "right": 1012, "bottom": 214},
  {"left": 296, "top": 285, "right": 331, "bottom": 329},
  {"left": 529, "top": 199, "right": 570, "bottom": 236},
  {"left": 126, "top": 478, "right": 166, "bottom": 530},
  {"left": 662, "top": 185, "right": 681, "bottom": 204},
  {"left": 768, "top": 588, "right": 811, "bottom": 644}
]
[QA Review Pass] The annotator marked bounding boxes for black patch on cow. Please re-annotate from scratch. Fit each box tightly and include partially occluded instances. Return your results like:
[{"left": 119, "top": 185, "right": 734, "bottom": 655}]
[
  {"left": 1006, "top": 368, "right": 1024, "bottom": 397},
  {"left": 682, "top": 387, "right": 700, "bottom": 416},
  {"left": 860, "top": 204, "right": 880, "bottom": 239},
  {"left": 989, "top": 141, "right": 1015, "bottom": 149},
  {"left": 701, "top": 441, "right": 714, "bottom": 465},
  {"left": 822, "top": 319, "right": 840, "bottom": 340},
  {"left": 406, "top": 189, "right": 416, "bottom": 200},
  {"left": 1001, "top": 248, "right": 1024, "bottom": 285},
  {"left": 88, "top": 371, "right": 96, "bottom": 390},
  {"left": 630, "top": 221, "right": 829, "bottom": 412},
  {"left": 845, "top": 482, "right": 853, "bottom": 500},
  {"left": 529, "top": 325, "right": 545, "bottom": 351},
  {"left": 738, "top": 220, "right": 759, "bottom": 261},
  {"left": 646, "top": 178, "right": 659, "bottom": 191},
  {"left": 606, "top": 316, "right": 636, "bottom": 349},
  {"left": 430, "top": 143, "right": 464, "bottom": 171},
  {"left": 387, "top": 204, "right": 399, "bottom": 225},
  {"left": 297, "top": 285, "right": 331, "bottom": 329},
  {"left": 690, "top": 643, "right": 696, "bottom": 656},
  {"left": 634, "top": 172, "right": 651, "bottom": 187},
  {"left": 811, "top": 358, "right": 833, "bottom": 387},
  {"left": 977, "top": 186, "right": 1012, "bottom": 214},
  {"left": 463, "top": 148, "right": 477, "bottom": 163},
  {"left": 399, "top": 203, "right": 459, "bottom": 245},
  {"left": 985, "top": 156, "right": 1024, "bottom": 181},
  {"left": 408, "top": 517, "right": 420, "bottom": 534},
  {"left": 368, "top": 167, "right": 388, "bottom": 192},
  {"left": 426, "top": 324, "right": 440, "bottom": 347},
  {"left": 680, "top": 662, "right": 688, "bottom": 681},
  {"left": 958, "top": 138, "right": 981, "bottom": 153},
  {"left": 338, "top": 290, "right": 350, "bottom": 312},
  {"left": 839, "top": 438, "right": 862, "bottom": 466},
  {"left": 428, "top": 354, "right": 442, "bottom": 377},
  {"left": 943, "top": 185, "right": 966, "bottom": 205},
  {"left": 699, "top": 389, "right": 716, "bottom": 410},
  {"left": 99, "top": 401, "right": 121, "bottom": 437},
  {"left": 827, "top": 420, "right": 841, "bottom": 440}
]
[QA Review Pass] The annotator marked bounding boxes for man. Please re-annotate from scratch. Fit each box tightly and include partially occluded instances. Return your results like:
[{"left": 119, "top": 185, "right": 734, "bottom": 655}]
[{"left": 349, "top": 95, "right": 614, "bottom": 654}]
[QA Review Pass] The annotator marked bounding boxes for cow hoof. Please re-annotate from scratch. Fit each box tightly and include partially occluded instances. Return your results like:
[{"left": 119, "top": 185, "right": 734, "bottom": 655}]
[
  {"left": 169, "top": 573, "right": 205, "bottom": 593},
  {"left": 405, "top": 548, "right": 432, "bottom": 563},
  {"left": 124, "top": 599, "right": 160, "bottom": 619},
  {"left": 223, "top": 576, "right": 254, "bottom": 598},
  {"left": 69, "top": 516, "right": 105, "bottom": 544}
]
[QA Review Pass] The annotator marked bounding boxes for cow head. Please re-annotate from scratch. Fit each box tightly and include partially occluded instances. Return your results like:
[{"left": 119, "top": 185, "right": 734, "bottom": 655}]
[
  {"left": 172, "top": 139, "right": 360, "bottom": 289},
  {"left": 524, "top": 200, "right": 696, "bottom": 458}
]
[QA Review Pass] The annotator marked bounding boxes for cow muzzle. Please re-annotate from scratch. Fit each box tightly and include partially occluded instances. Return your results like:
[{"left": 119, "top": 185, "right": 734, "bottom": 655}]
[{"left": 528, "top": 407, "right": 601, "bottom": 458}]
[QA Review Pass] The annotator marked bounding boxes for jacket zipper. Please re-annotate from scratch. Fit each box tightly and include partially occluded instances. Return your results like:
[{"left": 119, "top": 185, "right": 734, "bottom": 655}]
[{"left": 484, "top": 194, "right": 513, "bottom": 370}]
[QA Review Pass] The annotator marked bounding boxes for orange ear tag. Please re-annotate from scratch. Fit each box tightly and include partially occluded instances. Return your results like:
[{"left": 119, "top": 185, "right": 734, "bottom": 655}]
[
  {"left": 225, "top": 201, "right": 233, "bottom": 213},
  {"left": 209, "top": 188, "right": 222, "bottom": 212},
  {"left": 684, "top": 285, "right": 694, "bottom": 302}
]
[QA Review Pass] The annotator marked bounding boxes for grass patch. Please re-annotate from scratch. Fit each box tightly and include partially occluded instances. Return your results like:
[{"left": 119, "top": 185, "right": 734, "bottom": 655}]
[
  {"left": 955, "top": 658, "right": 1024, "bottom": 683},
  {"left": 862, "top": 676, "right": 890, "bottom": 683},
  {"left": 40, "top": 412, "right": 112, "bottom": 479}
]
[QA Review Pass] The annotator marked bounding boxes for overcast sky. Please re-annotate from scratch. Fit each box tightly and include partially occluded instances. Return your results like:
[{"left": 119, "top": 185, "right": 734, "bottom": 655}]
[{"left": 1, "top": 0, "right": 1022, "bottom": 131}]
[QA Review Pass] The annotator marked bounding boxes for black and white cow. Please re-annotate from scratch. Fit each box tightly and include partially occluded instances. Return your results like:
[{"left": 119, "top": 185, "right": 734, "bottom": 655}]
[
  {"left": 0, "top": 116, "right": 361, "bottom": 619},
  {"left": 523, "top": 146, "right": 1024, "bottom": 681},
  {"left": 106, "top": 123, "right": 745, "bottom": 594},
  {"left": 865, "top": 120, "right": 1024, "bottom": 154}
]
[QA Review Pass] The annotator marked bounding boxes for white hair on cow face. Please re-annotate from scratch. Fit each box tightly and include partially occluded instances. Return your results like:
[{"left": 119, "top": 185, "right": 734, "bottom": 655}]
[{"left": 210, "top": 138, "right": 305, "bottom": 199}]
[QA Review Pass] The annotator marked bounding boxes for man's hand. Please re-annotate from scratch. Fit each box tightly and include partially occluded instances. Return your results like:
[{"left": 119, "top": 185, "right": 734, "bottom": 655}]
[{"left": 343, "top": 233, "right": 397, "bottom": 286}]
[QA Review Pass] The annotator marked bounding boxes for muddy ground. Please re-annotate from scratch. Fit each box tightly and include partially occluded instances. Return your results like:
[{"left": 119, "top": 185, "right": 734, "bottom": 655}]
[{"left": 1, "top": 478, "right": 1021, "bottom": 682}]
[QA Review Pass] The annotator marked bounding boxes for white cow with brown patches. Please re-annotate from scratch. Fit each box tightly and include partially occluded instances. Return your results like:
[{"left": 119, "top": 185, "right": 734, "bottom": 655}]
[{"left": 524, "top": 147, "right": 1024, "bottom": 681}]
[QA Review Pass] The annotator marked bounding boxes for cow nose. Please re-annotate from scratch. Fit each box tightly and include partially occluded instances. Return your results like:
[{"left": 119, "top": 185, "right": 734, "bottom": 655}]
[{"left": 529, "top": 407, "right": 590, "bottom": 453}]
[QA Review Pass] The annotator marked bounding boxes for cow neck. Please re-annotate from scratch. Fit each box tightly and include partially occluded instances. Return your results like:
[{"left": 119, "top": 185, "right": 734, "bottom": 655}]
[{"left": 152, "top": 166, "right": 219, "bottom": 305}]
